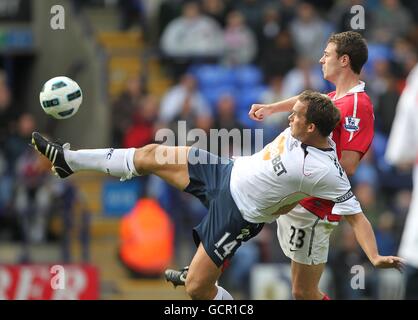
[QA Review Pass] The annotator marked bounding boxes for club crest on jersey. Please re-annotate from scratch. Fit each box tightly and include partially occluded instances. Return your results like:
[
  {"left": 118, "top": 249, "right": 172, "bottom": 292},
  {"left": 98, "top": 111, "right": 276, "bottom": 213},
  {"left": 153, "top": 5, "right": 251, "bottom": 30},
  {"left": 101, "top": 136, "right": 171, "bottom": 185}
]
[{"left": 344, "top": 117, "right": 360, "bottom": 132}]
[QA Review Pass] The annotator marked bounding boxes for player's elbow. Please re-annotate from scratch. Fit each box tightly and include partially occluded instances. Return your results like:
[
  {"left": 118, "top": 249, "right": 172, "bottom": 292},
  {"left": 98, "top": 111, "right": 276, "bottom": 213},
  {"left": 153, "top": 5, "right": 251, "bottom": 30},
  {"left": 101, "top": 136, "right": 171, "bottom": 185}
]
[{"left": 344, "top": 212, "right": 366, "bottom": 227}]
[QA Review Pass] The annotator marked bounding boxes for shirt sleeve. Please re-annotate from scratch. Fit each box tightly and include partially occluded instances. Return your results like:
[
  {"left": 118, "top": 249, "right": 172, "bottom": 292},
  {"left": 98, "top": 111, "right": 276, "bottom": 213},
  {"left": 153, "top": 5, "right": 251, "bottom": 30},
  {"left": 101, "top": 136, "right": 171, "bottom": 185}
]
[
  {"left": 312, "top": 162, "right": 363, "bottom": 216},
  {"left": 385, "top": 76, "right": 418, "bottom": 164},
  {"left": 331, "top": 191, "right": 362, "bottom": 216},
  {"left": 339, "top": 93, "right": 374, "bottom": 154}
]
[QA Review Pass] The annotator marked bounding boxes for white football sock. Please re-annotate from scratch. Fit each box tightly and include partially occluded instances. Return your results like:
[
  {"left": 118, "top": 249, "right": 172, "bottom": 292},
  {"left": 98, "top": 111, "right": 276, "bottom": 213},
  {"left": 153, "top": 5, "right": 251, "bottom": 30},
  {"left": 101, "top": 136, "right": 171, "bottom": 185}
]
[
  {"left": 213, "top": 285, "right": 234, "bottom": 300},
  {"left": 64, "top": 147, "right": 139, "bottom": 181}
]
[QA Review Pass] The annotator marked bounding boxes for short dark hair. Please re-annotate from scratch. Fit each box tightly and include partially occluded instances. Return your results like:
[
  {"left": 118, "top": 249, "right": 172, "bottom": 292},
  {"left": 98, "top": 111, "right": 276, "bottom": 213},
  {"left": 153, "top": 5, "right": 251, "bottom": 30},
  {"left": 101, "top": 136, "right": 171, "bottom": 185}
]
[
  {"left": 328, "top": 31, "right": 368, "bottom": 74},
  {"left": 298, "top": 90, "right": 340, "bottom": 137}
]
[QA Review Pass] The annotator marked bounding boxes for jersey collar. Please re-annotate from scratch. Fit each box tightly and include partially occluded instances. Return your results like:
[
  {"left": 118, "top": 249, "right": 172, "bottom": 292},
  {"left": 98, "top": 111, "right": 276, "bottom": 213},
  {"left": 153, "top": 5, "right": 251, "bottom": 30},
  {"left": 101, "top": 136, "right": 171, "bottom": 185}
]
[
  {"left": 347, "top": 81, "right": 365, "bottom": 94},
  {"left": 301, "top": 143, "right": 334, "bottom": 152},
  {"left": 332, "top": 81, "right": 365, "bottom": 101}
]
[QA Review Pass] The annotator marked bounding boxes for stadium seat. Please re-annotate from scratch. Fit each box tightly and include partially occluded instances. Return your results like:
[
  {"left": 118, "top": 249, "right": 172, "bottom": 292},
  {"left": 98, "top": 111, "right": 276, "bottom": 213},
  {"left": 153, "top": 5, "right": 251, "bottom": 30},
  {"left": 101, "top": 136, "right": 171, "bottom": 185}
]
[
  {"left": 233, "top": 65, "right": 263, "bottom": 88},
  {"left": 191, "top": 64, "right": 235, "bottom": 89},
  {"left": 364, "top": 44, "right": 393, "bottom": 75}
]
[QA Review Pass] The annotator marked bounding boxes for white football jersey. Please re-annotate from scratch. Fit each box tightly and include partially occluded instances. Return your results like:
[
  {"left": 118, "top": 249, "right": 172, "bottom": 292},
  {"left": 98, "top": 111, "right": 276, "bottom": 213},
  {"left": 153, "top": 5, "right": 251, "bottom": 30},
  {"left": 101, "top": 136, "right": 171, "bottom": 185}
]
[
  {"left": 385, "top": 63, "right": 418, "bottom": 268},
  {"left": 230, "top": 128, "right": 362, "bottom": 224},
  {"left": 385, "top": 64, "right": 418, "bottom": 165}
]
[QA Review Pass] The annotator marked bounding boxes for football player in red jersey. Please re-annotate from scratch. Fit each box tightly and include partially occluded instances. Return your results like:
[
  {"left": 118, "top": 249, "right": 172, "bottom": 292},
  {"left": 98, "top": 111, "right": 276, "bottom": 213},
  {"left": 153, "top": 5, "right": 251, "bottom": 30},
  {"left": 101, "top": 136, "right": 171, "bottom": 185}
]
[{"left": 249, "top": 31, "right": 374, "bottom": 300}]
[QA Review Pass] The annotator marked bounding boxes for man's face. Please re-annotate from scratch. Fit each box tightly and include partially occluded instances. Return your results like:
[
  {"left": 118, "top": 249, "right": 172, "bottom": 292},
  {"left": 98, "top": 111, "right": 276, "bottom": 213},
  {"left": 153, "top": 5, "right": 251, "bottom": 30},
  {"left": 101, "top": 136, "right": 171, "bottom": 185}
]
[
  {"left": 319, "top": 42, "right": 341, "bottom": 82},
  {"left": 288, "top": 100, "right": 310, "bottom": 140}
]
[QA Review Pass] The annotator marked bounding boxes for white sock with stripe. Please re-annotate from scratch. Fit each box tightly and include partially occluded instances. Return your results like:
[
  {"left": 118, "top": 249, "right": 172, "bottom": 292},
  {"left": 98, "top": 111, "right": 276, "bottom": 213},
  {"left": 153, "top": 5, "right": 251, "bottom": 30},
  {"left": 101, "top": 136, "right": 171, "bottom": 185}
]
[{"left": 63, "top": 147, "right": 139, "bottom": 181}]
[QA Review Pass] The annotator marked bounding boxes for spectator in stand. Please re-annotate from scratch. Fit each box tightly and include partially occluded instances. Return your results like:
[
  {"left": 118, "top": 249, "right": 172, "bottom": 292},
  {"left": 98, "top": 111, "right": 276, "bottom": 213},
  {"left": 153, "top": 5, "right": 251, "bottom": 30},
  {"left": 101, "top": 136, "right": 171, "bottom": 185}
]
[
  {"left": 366, "top": 58, "right": 392, "bottom": 106},
  {"left": 213, "top": 93, "right": 244, "bottom": 158},
  {"left": 257, "top": 5, "right": 281, "bottom": 59},
  {"left": 222, "top": 10, "right": 257, "bottom": 66},
  {"left": 213, "top": 94, "right": 243, "bottom": 132},
  {"left": 407, "top": 26, "right": 418, "bottom": 54},
  {"left": 281, "top": 57, "right": 327, "bottom": 98},
  {"left": 375, "top": 211, "right": 398, "bottom": 257},
  {"left": 259, "top": 75, "right": 289, "bottom": 142},
  {"left": 260, "top": 31, "right": 297, "bottom": 80},
  {"left": 0, "top": 71, "right": 19, "bottom": 151},
  {"left": 14, "top": 146, "right": 54, "bottom": 255},
  {"left": 233, "top": 0, "right": 265, "bottom": 33},
  {"left": 279, "top": 0, "right": 298, "bottom": 30},
  {"left": 157, "top": 0, "right": 184, "bottom": 37},
  {"left": 4, "top": 113, "right": 36, "bottom": 173},
  {"left": 391, "top": 38, "right": 417, "bottom": 79},
  {"left": 111, "top": 76, "right": 146, "bottom": 147},
  {"left": 400, "top": 0, "right": 418, "bottom": 21},
  {"left": 289, "top": 1, "right": 331, "bottom": 63},
  {"left": 201, "top": 0, "right": 231, "bottom": 27},
  {"left": 0, "top": 150, "right": 12, "bottom": 219},
  {"left": 329, "top": 223, "right": 369, "bottom": 299},
  {"left": 160, "top": 1, "right": 224, "bottom": 78},
  {"left": 118, "top": 0, "right": 148, "bottom": 33},
  {"left": 375, "top": 72, "right": 400, "bottom": 136},
  {"left": 159, "top": 73, "right": 211, "bottom": 126},
  {"left": 369, "top": 0, "right": 413, "bottom": 45},
  {"left": 123, "top": 94, "right": 160, "bottom": 148}
]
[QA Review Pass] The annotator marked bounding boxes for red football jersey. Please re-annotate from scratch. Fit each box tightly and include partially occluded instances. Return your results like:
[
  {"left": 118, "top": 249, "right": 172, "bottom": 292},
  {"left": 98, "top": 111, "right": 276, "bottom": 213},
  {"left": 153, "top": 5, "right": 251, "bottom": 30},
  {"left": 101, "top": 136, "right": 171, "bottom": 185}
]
[{"left": 299, "top": 82, "right": 374, "bottom": 221}]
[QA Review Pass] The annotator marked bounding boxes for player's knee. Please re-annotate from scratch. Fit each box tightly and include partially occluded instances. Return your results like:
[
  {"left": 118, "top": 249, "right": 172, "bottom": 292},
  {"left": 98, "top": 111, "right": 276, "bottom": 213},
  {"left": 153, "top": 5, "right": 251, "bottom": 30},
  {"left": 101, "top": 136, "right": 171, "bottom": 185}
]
[
  {"left": 185, "top": 279, "right": 204, "bottom": 300},
  {"left": 185, "top": 275, "right": 212, "bottom": 300},
  {"left": 134, "top": 143, "right": 159, "bottom": 172}
]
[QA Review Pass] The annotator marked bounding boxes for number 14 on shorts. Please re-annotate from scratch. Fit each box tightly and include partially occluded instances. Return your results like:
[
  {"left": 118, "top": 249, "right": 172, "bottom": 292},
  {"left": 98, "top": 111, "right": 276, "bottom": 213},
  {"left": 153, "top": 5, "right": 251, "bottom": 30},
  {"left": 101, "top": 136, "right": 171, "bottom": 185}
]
[{"left": 214, "top": 231, "right": 246, "bottom": 261}]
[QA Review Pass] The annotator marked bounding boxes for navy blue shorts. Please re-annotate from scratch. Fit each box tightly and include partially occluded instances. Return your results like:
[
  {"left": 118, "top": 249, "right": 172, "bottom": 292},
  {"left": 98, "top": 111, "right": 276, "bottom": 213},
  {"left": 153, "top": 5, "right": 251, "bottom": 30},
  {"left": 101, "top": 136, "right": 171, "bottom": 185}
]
[{"left": 184, "top": 148, "right": 264, "bottom": 267}]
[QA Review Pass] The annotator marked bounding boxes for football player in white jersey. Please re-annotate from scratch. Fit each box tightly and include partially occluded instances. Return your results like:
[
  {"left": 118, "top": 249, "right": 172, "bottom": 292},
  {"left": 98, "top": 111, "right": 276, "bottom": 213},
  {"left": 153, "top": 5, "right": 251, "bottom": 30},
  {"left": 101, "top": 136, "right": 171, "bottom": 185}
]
[{"left": 31, "top": 90, "right": 404, "bottom": 300}]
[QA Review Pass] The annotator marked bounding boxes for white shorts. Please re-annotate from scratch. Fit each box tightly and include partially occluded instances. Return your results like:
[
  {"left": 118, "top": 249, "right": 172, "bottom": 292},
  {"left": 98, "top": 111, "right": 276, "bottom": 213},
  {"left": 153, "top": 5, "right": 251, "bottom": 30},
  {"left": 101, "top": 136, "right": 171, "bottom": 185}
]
[{"left": 277, "top": 204, "right": 338, "bottom": 265}]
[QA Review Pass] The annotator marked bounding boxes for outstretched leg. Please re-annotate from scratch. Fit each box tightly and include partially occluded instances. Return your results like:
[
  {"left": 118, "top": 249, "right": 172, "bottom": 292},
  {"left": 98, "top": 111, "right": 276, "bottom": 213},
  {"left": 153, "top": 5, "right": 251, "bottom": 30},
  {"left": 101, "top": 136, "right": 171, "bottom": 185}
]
[
  {"left": 134, "top": 144, "right": 190, "bottom": 190},
  {"left": 31, "top": 132, "right": 191, "bottom": 190},
  {"left": 32, "top": 133, "right": 234, "bottom": 300}
]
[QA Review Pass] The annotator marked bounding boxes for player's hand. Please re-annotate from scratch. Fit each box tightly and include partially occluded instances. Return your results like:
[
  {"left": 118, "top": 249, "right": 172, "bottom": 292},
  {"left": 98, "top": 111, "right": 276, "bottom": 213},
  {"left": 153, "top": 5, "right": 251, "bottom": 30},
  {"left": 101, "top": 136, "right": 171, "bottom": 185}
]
[
  {"left": 248, "top": 104, "right": 272, "bottom": 121},
  {"left": 372, "top": 255, "right": 406, "bottom": 272}
]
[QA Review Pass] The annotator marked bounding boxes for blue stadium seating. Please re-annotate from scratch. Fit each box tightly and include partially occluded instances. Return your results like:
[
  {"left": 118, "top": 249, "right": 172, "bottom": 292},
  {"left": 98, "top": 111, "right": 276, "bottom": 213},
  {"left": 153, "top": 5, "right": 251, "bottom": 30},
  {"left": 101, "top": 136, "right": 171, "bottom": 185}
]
[
  {"left": 233, "top": 64, "right": 263, "bottom": 88},
  {"left": 191, "top": 64, "right": 235, "bottom": 88},
  {"left": 364, "top": 44, "right": 393, "bottom": 75}
]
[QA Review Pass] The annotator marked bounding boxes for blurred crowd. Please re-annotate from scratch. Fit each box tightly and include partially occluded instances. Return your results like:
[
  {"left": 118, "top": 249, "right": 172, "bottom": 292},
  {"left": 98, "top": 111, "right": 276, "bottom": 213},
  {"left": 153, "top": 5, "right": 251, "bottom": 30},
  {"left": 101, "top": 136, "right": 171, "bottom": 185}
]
[
  {"left": 0, "top": 71, "right": 88, "bottom": 263},
  {"left": 107, "top": 0, "right": 418, "bottom": 299},
  {"left": 2, "top": 0, "right": 418, "bottom": 299}
]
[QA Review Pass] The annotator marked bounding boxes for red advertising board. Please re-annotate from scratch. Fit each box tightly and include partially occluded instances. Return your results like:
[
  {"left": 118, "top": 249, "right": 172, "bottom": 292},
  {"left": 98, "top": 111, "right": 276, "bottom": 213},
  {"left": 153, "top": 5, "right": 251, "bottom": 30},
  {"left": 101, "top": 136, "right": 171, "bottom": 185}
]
[{"left": 0, "top": 264, "right": 99, "bottom": 300}]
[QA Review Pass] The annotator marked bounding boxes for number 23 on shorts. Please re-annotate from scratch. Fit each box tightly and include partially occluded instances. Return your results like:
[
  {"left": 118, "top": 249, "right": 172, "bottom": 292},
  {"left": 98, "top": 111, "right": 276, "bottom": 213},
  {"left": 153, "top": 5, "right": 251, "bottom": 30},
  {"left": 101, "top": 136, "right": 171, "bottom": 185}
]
[{"left": 289, "top": 225, "right": 306, "bottom": 249}]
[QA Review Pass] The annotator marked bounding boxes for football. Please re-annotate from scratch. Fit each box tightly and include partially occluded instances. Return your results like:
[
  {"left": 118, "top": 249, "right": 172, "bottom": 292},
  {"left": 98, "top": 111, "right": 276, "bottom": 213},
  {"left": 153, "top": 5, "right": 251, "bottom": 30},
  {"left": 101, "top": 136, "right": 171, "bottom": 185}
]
[{"left": 39, "top": 76, "right": 82, "bottom": 119}]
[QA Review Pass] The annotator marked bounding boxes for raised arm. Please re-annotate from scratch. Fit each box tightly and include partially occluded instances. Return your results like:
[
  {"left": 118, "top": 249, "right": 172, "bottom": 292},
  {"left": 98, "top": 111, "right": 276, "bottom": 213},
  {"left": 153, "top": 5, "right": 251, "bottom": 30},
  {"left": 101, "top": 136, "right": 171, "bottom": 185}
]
[
  {"left": 248, "top": 95, "right": 299, "bottom": 121},
  {"left": 344, "top": 212, "right": 405, "bottom": 271}
]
